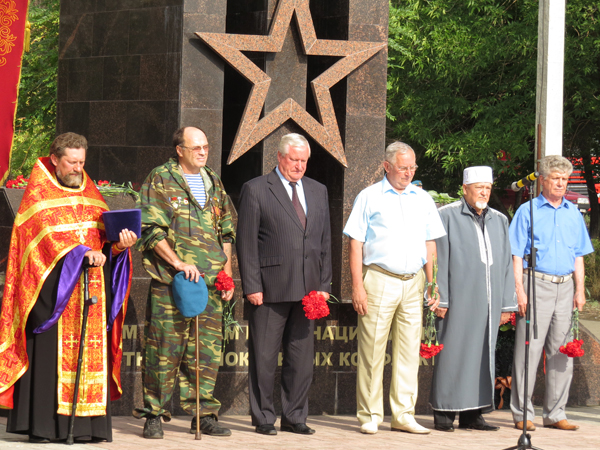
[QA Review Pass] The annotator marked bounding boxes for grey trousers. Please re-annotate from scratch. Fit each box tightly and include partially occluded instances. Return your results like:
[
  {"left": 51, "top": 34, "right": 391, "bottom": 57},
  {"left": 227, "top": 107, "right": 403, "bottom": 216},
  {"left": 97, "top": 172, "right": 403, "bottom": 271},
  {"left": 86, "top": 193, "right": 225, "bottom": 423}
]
[{"left": 510, "top": 275, "right": 574, "bottom": 425}]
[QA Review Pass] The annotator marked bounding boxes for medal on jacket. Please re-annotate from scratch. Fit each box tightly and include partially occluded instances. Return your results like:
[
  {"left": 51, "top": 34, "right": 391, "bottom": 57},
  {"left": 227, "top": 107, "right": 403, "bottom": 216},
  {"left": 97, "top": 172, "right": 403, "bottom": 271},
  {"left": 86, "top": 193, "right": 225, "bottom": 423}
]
[{"left": 170, "top": 196, "right": 182, "bottom": 210}]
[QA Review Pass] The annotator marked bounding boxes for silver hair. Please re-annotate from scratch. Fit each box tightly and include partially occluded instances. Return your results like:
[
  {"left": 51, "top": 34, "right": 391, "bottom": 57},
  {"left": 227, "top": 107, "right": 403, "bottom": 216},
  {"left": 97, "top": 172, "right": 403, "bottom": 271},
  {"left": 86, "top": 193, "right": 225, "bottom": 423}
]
[
  {"left": 384, "top": 141, "right": 415, "bottom": 164},
  {"left": 538, "top": 155, "right": 573, "bottom": 178},
  {"left": 279, "top": 133, "right": 311, "bottom": 157}
]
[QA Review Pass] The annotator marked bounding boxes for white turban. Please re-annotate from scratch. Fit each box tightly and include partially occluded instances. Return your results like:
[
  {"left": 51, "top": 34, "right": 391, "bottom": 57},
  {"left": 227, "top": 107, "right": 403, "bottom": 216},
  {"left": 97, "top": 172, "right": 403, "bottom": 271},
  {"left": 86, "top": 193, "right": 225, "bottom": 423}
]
[{"left": 463, "top": 166, "right": 493, "bottom": 185}]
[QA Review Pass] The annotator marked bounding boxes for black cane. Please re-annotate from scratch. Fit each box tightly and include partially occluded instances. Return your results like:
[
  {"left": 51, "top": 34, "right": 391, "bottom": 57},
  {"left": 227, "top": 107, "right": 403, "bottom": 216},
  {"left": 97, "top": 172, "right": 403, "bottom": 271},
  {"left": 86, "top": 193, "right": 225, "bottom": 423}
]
[{"left": 66, "top": 257, "right": 98, "bottom": 445}]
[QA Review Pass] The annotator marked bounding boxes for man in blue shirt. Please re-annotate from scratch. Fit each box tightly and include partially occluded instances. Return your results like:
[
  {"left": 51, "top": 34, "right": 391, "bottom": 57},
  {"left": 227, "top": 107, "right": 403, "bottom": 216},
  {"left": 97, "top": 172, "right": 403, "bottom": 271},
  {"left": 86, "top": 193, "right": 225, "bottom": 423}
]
[
  {"left": 509, "top": 155, "right": 594, "bottom": 432},
  {"left": 344, "top": 141, "right": 445, "bottom": 435}
]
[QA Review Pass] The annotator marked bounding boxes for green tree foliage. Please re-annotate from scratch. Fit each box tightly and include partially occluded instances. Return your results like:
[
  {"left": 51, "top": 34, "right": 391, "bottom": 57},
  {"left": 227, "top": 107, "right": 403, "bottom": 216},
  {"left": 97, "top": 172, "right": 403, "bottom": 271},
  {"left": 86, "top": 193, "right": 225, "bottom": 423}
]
[
  {"left": 9, "top": 0, "right": 59, "bottom": 178},
  {"left": 563, "top": 3, "right": 600, "bottom": 237},
  {"left": 387, "top": 0, "right": 539, "bottom": 199},
  {"left": 387, "top": 0, "right": 599, "bottom": 223}
]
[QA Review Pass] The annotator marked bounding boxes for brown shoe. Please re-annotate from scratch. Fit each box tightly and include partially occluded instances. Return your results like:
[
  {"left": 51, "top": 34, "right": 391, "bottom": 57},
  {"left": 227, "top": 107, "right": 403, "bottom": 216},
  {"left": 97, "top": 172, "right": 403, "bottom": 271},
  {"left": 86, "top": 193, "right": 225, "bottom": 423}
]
[
  {"left": 515, "top": 420, "right": 536, "bottom": 431},
  {"left": 544, "top": 419, "right": 579, "bottom": 431}
]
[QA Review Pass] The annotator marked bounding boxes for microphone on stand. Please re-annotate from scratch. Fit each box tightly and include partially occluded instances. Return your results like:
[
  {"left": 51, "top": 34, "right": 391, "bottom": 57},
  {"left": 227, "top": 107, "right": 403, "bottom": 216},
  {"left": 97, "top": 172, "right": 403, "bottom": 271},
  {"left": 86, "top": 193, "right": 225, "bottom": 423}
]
[{"left": 511, "top": 172, "right": 539, "bottom": 192}]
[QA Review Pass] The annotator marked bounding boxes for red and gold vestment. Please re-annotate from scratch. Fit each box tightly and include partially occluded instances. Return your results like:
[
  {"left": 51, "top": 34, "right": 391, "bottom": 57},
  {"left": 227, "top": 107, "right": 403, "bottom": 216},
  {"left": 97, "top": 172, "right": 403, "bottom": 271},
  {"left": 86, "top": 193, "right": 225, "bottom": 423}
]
[{"left": 0, "top": 157, "right": 131, "bottom": 415}]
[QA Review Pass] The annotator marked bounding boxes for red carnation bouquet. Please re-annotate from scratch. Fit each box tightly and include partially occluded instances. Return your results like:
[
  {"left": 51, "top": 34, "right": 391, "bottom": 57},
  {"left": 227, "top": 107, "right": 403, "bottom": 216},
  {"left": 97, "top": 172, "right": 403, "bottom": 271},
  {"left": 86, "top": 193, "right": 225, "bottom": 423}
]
[
  {"left": 420, "top": 258, "right": 443, "bottom": 359},
  {"left": 559, "top": 310, "right": 584, "bottom": 358},
  {"left": 499, "top": 312, "right": 517, "bottom": 332},
  {"left": 5, "top": 175, "right": 29, "bottom": 189},
  {"left": 420, "top": 309, "right": 444, "bottom": 359},
  {"left": 215, "top": 270, "right": 235, "bottom": 291},
  {"left": 302, "top": 291, "right": 330, "bottom": 320}
]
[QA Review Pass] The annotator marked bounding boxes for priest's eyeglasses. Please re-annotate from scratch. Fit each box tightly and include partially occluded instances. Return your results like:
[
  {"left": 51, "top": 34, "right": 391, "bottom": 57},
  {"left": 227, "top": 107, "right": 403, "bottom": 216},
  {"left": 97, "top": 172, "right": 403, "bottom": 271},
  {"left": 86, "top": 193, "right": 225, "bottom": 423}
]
[{"left": 180, "top": 145, "right": 209, "bottom": 153}]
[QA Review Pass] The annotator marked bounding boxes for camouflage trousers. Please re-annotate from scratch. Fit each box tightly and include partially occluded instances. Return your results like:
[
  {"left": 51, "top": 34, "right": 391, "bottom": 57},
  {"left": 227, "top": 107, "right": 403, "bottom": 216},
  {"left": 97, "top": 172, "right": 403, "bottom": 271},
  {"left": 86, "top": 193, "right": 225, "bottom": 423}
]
[{"left": 133, "top": 279, "right": 223, "bottom": 421}]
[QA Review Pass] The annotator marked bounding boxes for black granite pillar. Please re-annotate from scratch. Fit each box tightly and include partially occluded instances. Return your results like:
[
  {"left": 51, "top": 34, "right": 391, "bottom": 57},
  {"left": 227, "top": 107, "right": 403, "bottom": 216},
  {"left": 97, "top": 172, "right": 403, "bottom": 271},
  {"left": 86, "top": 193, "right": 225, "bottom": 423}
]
[
  {"left": 57, "top": 1, "right": 183, "bottom": 186},
  {"left": 181, "top": 0, "right": 228, "bottom": 172}
]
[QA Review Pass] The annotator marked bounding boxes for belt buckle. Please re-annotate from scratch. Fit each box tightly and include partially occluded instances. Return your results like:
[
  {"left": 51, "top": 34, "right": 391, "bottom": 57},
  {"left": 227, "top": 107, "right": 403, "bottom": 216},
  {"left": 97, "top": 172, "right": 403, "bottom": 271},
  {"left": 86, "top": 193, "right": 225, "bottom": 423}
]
[{"left": 551, "top": 275, "right": 562, "bottom": 284}]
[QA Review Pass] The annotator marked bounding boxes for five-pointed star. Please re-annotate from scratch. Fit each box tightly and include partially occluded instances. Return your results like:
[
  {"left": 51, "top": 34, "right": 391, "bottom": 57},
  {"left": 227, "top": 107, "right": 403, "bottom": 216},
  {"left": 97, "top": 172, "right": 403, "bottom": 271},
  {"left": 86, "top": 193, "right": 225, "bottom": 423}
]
[{"left": 196, "top": 0, "right": 385, "bottom": 167}]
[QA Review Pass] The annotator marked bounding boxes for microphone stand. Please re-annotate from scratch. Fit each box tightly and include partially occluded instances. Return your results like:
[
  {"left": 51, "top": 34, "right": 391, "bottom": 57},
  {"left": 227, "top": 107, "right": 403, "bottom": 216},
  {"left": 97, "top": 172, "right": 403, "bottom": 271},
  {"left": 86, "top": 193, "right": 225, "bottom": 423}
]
[{"left": 505, "top": 184, "right": 542, "bottom": 450}]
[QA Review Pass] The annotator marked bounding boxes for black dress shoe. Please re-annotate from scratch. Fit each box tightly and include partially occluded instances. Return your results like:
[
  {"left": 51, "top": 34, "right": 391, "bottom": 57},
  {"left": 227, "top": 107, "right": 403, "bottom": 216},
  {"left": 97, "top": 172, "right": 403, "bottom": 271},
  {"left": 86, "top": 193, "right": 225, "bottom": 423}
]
[
  {"left": 255, "top": 424, "right": 277, "bottom": 435},
  {"left": 434, "top": 424, "right": 455, "bottom": 432},
  {"left": 280, "top": 423, "right": 316, "bottom": 435},
  {"left": 458, "top": 422, "right": 500, "bottom": 431},
  {"left": 29, "top": 435, "right": 51, "bottom": 443}
]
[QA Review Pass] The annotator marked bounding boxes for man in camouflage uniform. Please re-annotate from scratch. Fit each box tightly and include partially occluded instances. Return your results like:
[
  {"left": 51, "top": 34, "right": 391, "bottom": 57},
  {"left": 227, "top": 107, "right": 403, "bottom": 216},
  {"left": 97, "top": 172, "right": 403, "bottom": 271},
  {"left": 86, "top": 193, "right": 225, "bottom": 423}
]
[{"left": 133, "top": 127, "right": 235, "bottom": 438}]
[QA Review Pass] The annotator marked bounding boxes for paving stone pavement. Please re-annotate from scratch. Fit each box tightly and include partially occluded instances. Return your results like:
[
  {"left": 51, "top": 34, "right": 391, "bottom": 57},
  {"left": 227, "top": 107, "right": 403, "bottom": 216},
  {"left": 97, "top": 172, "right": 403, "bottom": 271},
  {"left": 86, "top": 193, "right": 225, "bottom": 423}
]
[{"left": 1, "top": 406, "right": 599, "bottom": 450}]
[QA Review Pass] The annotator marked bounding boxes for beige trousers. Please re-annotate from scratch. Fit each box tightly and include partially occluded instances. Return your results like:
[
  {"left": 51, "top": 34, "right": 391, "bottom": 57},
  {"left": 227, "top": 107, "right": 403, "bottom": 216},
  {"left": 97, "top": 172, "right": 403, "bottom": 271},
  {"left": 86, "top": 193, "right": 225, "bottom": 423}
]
[{"left": 356, "top": 267, "right": 425, "bottom": 427}]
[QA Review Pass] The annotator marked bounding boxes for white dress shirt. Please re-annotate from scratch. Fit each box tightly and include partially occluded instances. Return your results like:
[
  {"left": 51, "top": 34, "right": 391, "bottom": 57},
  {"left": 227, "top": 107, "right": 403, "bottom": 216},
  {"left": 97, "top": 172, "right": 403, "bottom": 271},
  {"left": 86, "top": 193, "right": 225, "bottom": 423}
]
[
  {"left": 275, "top": 166, "right": 307, "bottom": 213},
  {"left": 344, "top": 176, "right": 446, "bottom": 275}
]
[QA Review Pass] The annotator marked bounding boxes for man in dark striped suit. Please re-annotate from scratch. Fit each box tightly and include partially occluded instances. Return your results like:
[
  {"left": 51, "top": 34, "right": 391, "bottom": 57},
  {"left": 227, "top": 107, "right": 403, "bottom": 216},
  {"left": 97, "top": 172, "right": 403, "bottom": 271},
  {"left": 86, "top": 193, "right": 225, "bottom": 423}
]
[{"left": 237, "top": 133, "right": 332, "bottom": 436}]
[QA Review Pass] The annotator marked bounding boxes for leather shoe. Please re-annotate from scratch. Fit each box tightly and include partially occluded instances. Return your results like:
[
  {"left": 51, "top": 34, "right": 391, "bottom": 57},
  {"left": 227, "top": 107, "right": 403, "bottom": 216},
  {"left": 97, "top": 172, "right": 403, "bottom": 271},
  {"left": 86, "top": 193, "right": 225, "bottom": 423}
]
[
  {"left": 458, "top": 421, "right": 499, "bottom": 431},
  {"left": 515, "top": 420, "right": 536, "bottom": 431},
  {"left": 392, "top": 418, "right": 431, "bottom": 434},
  {"left": 192, "top": 415, "right": 232, "bottom": 436},
  {"left": 360, "top": 421, "right": 378, "bottom": 434},
  {"left": 29, "top": 435, "right": 51, "bottom": 443},
  {"left": 143, "top": 416, "right": 164, "bottom": 439},
  {"left": 281, "top": 423, "right": 316, "bottom": 435},
  {"left": 255, "top": 424, "right": 277, "bottom": 435},
  {"left": 434, "top": 424, "right": 455, "bottom": 432},
  {"left": 544, "top": 419, "right": 579, "bottom": 431}
]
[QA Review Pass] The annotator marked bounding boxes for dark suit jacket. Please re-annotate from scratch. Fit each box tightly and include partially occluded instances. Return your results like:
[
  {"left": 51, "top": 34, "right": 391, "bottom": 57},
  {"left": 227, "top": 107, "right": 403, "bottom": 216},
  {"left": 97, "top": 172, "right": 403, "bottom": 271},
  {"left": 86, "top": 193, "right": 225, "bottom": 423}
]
[{"left": 237, "top": 169, "right": 332, "bottom": 302}]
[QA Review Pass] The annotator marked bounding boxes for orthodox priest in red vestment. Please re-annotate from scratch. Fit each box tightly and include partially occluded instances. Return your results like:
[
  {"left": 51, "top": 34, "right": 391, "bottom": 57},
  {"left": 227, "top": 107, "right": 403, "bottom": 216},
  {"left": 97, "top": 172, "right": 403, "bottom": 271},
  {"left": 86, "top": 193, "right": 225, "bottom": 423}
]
[{"left": 0, "top": 133, "right": 137, "bottom": 443}]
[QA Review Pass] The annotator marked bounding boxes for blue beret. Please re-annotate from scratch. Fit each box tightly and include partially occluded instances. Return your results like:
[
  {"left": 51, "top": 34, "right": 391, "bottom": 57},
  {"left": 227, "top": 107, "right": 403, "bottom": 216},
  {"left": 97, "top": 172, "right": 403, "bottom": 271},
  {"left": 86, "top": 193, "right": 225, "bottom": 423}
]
[{"left": 172, "top": 271, "right": 208, "bottom": 318}]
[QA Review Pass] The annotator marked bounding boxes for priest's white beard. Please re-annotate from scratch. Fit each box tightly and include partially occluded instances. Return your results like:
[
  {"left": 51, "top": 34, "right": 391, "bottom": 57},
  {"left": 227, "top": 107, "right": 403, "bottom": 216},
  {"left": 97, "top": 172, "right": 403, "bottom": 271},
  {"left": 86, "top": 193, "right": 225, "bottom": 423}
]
[{"left": 475, "top": 201, "right": 488, "bottom": 210}]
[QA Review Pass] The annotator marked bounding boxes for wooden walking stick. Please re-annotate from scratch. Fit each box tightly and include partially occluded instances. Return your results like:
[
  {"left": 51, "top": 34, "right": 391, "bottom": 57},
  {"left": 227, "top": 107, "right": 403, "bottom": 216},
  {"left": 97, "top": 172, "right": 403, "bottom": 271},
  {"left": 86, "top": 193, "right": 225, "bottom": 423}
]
[
  {"left": 66, "top": 257, "right": 98, "bottom": 445},
  {"left": 194, "top": 314, "right": 202, "bottom": 440}
]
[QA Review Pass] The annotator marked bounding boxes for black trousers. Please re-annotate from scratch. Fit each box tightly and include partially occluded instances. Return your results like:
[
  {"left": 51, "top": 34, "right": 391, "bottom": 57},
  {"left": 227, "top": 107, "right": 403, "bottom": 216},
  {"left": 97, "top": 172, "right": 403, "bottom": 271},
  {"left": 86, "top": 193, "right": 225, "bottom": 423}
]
[
  {"left": 247, "top": 301, "right": 314, "bottom": 426},
  {"left": 434, "top": 409, "right": 484, "bottom": 426}
]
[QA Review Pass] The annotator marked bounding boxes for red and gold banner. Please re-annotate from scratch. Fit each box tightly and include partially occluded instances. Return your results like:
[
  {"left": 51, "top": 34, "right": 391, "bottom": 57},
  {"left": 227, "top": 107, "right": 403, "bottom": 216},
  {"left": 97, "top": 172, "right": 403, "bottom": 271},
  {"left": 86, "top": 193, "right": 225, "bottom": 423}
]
[{"left": 0, "top": 0, "right": 29, "bottom": 185}]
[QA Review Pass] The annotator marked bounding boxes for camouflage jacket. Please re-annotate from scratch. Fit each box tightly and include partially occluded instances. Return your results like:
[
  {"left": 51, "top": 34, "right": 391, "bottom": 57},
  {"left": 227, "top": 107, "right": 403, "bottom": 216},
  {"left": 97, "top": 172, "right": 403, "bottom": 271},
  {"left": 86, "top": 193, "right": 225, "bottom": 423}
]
[{"left": 137, "top": 158, "right": 235, "bottom": 286}]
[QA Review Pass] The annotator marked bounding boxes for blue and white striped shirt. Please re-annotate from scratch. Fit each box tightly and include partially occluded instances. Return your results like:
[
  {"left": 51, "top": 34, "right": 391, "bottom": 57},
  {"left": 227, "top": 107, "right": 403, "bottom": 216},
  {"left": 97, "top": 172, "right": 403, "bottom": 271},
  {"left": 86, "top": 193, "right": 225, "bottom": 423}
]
[{"left": 184, "top": 173, "right": 206, "bottom": 208}]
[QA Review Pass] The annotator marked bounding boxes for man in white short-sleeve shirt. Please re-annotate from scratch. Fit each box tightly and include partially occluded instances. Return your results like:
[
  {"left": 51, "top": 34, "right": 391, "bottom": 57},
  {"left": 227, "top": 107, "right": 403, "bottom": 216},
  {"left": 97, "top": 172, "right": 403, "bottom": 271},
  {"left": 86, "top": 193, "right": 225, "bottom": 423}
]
[{"left": 344, "top": 141, "right": 445, "bottom": 435}]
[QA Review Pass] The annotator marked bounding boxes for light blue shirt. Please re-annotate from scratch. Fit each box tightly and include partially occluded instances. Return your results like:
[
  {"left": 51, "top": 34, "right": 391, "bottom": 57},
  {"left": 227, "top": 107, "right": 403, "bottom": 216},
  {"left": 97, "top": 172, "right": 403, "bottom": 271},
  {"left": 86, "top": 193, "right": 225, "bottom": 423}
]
[
  {"left": 343, "top": 176, "right": 446, "bottom": 274},
  {"left": 275, "top": 166, "right": 307, "bottom": 212},
  {"left": 509, "top": 194, "right": 593, "bottom": 276}
]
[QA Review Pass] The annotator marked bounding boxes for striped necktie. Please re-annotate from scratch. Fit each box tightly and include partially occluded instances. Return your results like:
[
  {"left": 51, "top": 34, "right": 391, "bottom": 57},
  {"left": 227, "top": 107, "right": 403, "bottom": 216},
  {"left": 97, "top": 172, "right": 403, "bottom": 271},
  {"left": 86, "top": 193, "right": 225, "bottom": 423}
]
[{"left": 289, "top": 182, "right": 306, "bottom": 229}]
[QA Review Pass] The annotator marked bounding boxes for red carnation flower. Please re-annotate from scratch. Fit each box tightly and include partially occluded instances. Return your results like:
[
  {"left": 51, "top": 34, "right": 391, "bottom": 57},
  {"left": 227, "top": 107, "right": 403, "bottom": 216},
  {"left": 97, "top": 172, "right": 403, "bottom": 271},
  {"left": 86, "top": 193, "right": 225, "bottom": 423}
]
[
  {"left": 215, "top": 270, "right": 235, "bottom": 291},
  {"left": 559, "top": 339, "right": 584, "bottom": 358},
  {"left": 510, "top": 312, "right": 516, "bottom": 327},
  {"left": 420, "top": 342, "right": 444, "bottom": 359},
  {"left": 302, "top": 291, "right": 330, "bottom": 320}
]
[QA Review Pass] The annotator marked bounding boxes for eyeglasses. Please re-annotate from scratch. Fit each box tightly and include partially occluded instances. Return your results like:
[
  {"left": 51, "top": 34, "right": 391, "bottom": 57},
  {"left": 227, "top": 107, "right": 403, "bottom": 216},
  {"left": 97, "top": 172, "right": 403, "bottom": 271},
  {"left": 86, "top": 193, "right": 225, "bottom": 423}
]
[
  {"left": 179, "top": 145, "right": 209, "bottom": 153},
  {"left": 390, "top": 164, "right": 418, "bottom": 173}
]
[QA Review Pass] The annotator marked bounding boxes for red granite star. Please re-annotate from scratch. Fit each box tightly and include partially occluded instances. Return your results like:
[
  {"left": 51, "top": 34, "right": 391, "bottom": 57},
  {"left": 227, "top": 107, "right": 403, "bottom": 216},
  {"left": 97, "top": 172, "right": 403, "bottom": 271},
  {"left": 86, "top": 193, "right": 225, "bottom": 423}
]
[{"left": 196, "top": 0, "right": 385, "bottom": 167}]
